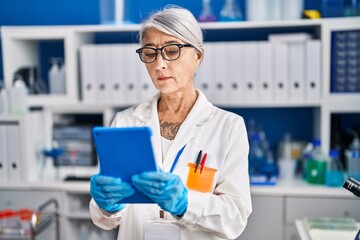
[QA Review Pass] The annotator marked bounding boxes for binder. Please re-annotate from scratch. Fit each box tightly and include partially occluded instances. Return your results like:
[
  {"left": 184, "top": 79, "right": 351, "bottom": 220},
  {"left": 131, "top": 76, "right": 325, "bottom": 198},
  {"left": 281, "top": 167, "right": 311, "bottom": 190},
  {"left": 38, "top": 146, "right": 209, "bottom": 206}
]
[
  {"left": 95, "top": 45, "right": 111, "bottom": 103},
  {"left": 124, "top": 44, "right": 139, "bottom": 105},
  {"left": 6, "top": 124, "right": 21, "bottom": 181},
  {"left": 196, "top": 43, "right": 214, "bottom": 101},
  {"left": 258, "top": 42, "right": 274, "bottom": 102},
  {"left": 242, "top": 42, "right": 258, "bottom": 103},
  {"left": 305, "top": 40, "right": 321, "bottom": 102},
  {"left": 273, "top": 42, "right": 289, "bottom": 102},
  {"left": 0, "top": 124, "right": 8, "bottom": 181},
  {"left": 80, "top": 45, "right": 97, "bottom": 103},
  {"left": 110, "top": 44, "right": 126, "bottom": 104},
  {"left": 228, "top": 42, "right": 244, "bottom": 105},
  {"left": 289, "top": 42, "right": 305, "bottom": 102},
  {"left": 137, "top": 55, "right": 157, "bottom": 102},
  {"left": 212, "top": 42, "right": 228, "bottom": 105}
]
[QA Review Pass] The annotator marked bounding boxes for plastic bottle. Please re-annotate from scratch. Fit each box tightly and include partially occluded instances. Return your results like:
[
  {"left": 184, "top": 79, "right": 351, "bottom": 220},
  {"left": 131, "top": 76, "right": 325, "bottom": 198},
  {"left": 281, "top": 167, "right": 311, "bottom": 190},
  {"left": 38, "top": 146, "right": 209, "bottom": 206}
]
[
  {"left": 322, "top": 0, "right": 345, "bottom": 18},
  {"left": 343, "top": 0, "right": 359, "bottom": 16},
  {"left": 305, "top": 139, "right": 327, "bottom": 184},
  {"left": 278, "top": 133, "right": 296, "bottom": 180},
  {"left": 325, "top": 149, "right": 344, "bottom": 187},
  {"left": 9, "top": 75, "right": 28, "bottom": 115},
  {"left": 198, "top": 0, "right": 217, "bottom": 22},
  {"left": 57, "top": 60, "right": 66, "bottom": 94},
  {"left": 219, "top": 0, "right": 243, "bottom": 22},
  {"left": 49, "top": 58, "right": 65, "bottom": 94},
  {"left": 0, "top": 87, "right": 9, "bottom": 114},
  {"left": 345, "top": 128, "right": 360, "bottom": 180}
]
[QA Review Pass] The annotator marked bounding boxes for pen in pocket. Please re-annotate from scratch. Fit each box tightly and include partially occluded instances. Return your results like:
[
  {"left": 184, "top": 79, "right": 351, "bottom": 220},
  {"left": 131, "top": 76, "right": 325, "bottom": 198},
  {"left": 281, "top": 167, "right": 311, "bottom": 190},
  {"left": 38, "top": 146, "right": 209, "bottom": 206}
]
[
  {"left": 194, "top": 150, "right": 202, "bottom": 173},
  {"left": 200, "top": 153, "right": 208, "bottom": 174}
]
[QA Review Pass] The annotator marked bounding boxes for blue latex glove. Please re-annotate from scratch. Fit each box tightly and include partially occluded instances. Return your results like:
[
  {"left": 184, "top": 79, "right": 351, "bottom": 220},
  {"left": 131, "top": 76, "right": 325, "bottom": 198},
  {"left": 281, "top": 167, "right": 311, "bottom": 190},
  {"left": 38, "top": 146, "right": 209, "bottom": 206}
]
[
  {"left": 90, "top": 174, "right": 135, "bottom": 213},
  {"left": 131, "top": 171, "right": 188, "bottom": 216}
]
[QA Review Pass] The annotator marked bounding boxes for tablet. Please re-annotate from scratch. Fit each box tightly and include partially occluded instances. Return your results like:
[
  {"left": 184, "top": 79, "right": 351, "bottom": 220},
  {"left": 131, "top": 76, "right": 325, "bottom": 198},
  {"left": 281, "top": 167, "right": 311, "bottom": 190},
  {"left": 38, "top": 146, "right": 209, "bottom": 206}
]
[{"left": 92, "top": 126, "right": 158, "bottom": 203}]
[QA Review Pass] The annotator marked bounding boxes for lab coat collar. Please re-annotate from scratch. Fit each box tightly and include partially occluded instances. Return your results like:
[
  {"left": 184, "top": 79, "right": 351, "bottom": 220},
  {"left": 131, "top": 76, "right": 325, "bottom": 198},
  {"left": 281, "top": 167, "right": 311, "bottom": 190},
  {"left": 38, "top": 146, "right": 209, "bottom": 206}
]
[{"left": 132, "top": 90, "right": 215, "bottom": 170}]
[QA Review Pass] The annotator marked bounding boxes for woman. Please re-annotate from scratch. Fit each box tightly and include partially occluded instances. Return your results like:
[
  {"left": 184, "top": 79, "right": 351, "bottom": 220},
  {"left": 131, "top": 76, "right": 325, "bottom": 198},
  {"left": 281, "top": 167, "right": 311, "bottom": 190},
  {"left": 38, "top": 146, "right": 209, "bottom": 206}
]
[{"left": 89, "top": 6, "right": 252, "bottom": 240}]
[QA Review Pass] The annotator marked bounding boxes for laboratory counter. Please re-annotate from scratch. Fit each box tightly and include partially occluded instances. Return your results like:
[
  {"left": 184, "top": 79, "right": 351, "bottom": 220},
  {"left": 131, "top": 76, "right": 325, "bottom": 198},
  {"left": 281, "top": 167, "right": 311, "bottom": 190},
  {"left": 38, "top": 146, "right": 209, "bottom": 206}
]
[{"left": 0, "top": 178, "right": 356, "bottom": 198}]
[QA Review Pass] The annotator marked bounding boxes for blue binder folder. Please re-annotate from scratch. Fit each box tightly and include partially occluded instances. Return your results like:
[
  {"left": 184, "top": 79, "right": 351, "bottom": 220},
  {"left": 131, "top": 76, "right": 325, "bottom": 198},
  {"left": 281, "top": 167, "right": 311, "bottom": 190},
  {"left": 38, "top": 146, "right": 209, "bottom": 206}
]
[{"left": 92, "top": 126, "right": 158, "bottom": 203}]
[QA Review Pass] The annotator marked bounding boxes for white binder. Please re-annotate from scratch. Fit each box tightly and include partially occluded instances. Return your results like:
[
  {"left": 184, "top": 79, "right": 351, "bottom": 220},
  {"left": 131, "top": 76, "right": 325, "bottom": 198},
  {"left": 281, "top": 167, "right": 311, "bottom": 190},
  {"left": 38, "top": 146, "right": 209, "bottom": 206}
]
[
  {"left": 110, "top": 44, "right": 126, "bottom": 104},
  {"left": 273, "top": 42, "right": 289, "bottom": 102},
  {"left": 289, "top": 42, "right": 305, "bottom": 102},
  {"left": 96, "top": 45, "right": 112, "bottom": 103},
  {"left": 196, "top": 43, "right": 214, "bottom": 101},
  {"left": 305, "top": 40, "right": 322, "bottom": 102},
  {"left": 258, "top": 42, "right": 274, "bottom": 102},
  {"left": 80, "top": 45, "right": 97, "bottom": 103},
  {"left": 242, "top": 42, "right": 258, "bottom": 103},
  {"left": 212, "top": 42, "right": 229, "bottom": 105},
  {"left": 124, "top": 44, "right": 139, "bottom": 105},
  {"left": 0, "top": 124, "right": 8, "bottom": 181},
  {"left": 228, "top": 42, "right": 244, "bottom": 105},
  {"left": 137, "top": 56, "right": 157, "bottom": 102},
  {"left": 6, "top": 124, "right": 21, "bottom": 181}
]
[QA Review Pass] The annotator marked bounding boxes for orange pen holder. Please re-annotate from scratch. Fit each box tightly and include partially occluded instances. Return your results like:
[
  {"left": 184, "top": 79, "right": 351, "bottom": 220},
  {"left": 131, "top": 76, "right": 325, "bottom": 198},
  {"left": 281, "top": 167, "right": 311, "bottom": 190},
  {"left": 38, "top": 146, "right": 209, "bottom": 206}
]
[{"left": 186, "top": 163, "right": 217, "bottom": 192}]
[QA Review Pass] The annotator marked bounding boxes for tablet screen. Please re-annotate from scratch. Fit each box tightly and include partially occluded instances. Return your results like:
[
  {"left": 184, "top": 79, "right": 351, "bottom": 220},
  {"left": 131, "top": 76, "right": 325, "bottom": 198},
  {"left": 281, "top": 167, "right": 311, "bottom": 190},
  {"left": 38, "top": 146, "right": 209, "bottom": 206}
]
[{"left": 92, "top": 126, "right": 158, "bottom": 203}]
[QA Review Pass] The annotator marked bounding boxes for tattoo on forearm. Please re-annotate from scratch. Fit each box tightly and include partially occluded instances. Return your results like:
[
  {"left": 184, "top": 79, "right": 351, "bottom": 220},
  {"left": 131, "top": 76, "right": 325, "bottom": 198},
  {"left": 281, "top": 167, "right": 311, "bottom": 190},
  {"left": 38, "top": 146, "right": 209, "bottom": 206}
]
[{"left": 159, "top": 120, "right": 181, "bottom": 140}]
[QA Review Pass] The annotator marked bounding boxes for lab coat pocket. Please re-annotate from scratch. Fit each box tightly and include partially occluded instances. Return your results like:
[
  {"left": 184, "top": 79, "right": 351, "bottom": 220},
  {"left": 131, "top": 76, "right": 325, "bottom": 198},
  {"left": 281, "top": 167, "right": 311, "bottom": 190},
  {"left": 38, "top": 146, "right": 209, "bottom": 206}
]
[
  {"left": 144, "top": 220, "right": 180, "bottom": 240},
  {"left": 186, "top": 162, "right": 217, "bottom": 193}
]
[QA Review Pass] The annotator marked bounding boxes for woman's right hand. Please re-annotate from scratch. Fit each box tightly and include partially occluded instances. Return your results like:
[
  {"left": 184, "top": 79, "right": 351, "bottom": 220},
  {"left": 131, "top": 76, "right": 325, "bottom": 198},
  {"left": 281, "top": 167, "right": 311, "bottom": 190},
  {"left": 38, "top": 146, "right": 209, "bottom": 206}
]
[{"left": 90, "top": 174, "right": 135, "bottom": 213}]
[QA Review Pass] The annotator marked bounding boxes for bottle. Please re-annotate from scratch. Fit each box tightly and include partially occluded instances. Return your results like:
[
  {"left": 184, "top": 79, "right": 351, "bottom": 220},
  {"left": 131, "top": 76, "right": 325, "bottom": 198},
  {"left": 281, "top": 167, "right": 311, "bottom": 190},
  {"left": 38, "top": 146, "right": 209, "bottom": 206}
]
[
  {"left": 248, "top": 133, "right": 265, "bottom": 176},
  {"left": 0, "top": 87, "right": 9, "bottom": 115},
  {"left": 219, "top": 0, "right": 243, "bottom": 22},
  {"left": 48, "top": 58, "right": 63, "bottom": 94},
  {"left": 198, "top": 0, "right": 217, "bottom": 22},
  {"left": 345, "top": 128, "right": 360, "bottom": 180},
  {"left": 278, "top": 133, "right": 296, "bottom": 180},
  {"left": 322, "top": 0, "right": 345, "bottom": 18},
  {"left": 58, "top": 59, "right": 66, "bottom": 94},
  {"left": 305, "top": 139, "right": 327, "bottom": 184},
  {"left": 9, "top": 75, "right": 28, "bottom": 115},
  {"left": 325, "top": 149, "right": 344, "bottom": 187},
  {"left": 343, "top": 0, "right": 359, "bottom": 16}
]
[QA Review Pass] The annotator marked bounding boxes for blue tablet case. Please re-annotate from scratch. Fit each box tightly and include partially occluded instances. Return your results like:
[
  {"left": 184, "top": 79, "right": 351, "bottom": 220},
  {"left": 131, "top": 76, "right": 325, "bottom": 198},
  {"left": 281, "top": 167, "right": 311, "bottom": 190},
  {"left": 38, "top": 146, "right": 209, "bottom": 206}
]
[{"left": 92, "top": 126, "right": 158, "bottom": 203}]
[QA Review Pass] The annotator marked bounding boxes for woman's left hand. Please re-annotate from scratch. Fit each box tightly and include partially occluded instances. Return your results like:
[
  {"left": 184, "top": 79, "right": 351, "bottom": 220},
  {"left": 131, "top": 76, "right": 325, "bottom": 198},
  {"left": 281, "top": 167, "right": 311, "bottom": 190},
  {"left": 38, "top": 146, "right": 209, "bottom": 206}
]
[{"left": 131, "top": 171, "right": 188, "bottom": 216}]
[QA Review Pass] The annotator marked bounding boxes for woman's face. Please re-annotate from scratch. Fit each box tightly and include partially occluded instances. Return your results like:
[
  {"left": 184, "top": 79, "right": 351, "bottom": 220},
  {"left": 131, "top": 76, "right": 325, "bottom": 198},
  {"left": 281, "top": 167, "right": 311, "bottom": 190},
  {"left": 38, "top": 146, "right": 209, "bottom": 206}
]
[{"left": 141, "top": 28, "right": 202, "bottom": 95}]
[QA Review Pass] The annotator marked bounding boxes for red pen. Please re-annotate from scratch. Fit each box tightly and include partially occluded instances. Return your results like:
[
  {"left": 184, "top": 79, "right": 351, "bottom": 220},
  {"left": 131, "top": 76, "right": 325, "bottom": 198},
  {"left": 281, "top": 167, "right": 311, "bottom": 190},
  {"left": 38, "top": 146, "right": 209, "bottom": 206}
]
[{"left": 200, "top": 153, "right": 207, "bottom": 174}]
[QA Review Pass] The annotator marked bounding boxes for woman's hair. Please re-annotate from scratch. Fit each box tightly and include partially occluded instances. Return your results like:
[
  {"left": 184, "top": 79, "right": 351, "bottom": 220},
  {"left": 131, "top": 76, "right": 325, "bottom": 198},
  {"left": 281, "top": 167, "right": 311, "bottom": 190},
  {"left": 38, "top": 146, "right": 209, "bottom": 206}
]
[{"left": 139, "top": 5, "right": 204, "bottom": 54}]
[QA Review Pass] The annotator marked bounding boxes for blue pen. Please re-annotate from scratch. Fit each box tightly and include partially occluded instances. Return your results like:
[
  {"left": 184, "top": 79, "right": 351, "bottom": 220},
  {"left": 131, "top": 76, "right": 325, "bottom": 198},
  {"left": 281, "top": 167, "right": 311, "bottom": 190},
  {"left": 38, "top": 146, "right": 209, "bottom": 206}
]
[{"left": 169, "top": 144, "right": 187, "bottom": 173}]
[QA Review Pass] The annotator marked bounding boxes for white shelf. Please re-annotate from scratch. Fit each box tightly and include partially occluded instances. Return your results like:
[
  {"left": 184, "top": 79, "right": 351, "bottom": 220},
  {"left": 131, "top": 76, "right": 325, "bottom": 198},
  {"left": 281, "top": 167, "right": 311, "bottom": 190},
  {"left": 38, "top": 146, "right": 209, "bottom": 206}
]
[{"left": 324, "top": 94, "right": 360, "bottom": 112}]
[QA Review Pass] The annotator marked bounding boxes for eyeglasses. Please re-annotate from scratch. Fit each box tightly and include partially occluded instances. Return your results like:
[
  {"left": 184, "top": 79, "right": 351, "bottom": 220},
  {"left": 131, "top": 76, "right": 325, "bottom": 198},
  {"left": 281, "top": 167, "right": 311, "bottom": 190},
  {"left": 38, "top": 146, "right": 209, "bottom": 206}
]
[{"left": 136, "top": 43, "right": 194, "bottom": 63}]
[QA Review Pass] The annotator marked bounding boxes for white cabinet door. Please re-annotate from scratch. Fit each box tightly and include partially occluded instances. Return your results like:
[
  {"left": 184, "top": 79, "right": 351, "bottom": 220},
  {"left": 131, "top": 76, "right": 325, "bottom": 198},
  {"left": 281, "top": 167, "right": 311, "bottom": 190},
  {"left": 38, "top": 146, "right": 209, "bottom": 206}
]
[
  {"left": 286, "top": 197, "right": 360, "bottom": 223},
  {"left": 238, "top": 196, "right": 284, "bottom": 240}
]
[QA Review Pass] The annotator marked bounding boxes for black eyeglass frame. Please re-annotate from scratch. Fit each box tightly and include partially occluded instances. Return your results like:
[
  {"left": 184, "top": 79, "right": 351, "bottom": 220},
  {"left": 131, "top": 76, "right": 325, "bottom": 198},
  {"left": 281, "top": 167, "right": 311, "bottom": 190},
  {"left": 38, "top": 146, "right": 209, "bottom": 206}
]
[{"left": 135, "top": 43, "right": 194, "bottom": 63}]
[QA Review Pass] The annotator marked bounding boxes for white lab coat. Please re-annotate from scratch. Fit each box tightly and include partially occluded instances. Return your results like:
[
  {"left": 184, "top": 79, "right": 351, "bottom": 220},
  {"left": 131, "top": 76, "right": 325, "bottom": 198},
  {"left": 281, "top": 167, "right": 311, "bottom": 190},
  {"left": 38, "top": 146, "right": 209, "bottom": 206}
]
[{"left": 90, "top": 90, "right": 252, "bottom": 240}]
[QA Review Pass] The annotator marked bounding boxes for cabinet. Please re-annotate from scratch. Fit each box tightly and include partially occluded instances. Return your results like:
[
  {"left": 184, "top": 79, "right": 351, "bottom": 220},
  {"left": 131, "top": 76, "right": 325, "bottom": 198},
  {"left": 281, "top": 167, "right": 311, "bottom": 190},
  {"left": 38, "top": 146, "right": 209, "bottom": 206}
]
[
  {"left": 239, "top": 196, "right": 284, "bottom": 240},
  {"left": 0, "top": 112, "right": 44, "bottom": 182}
]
